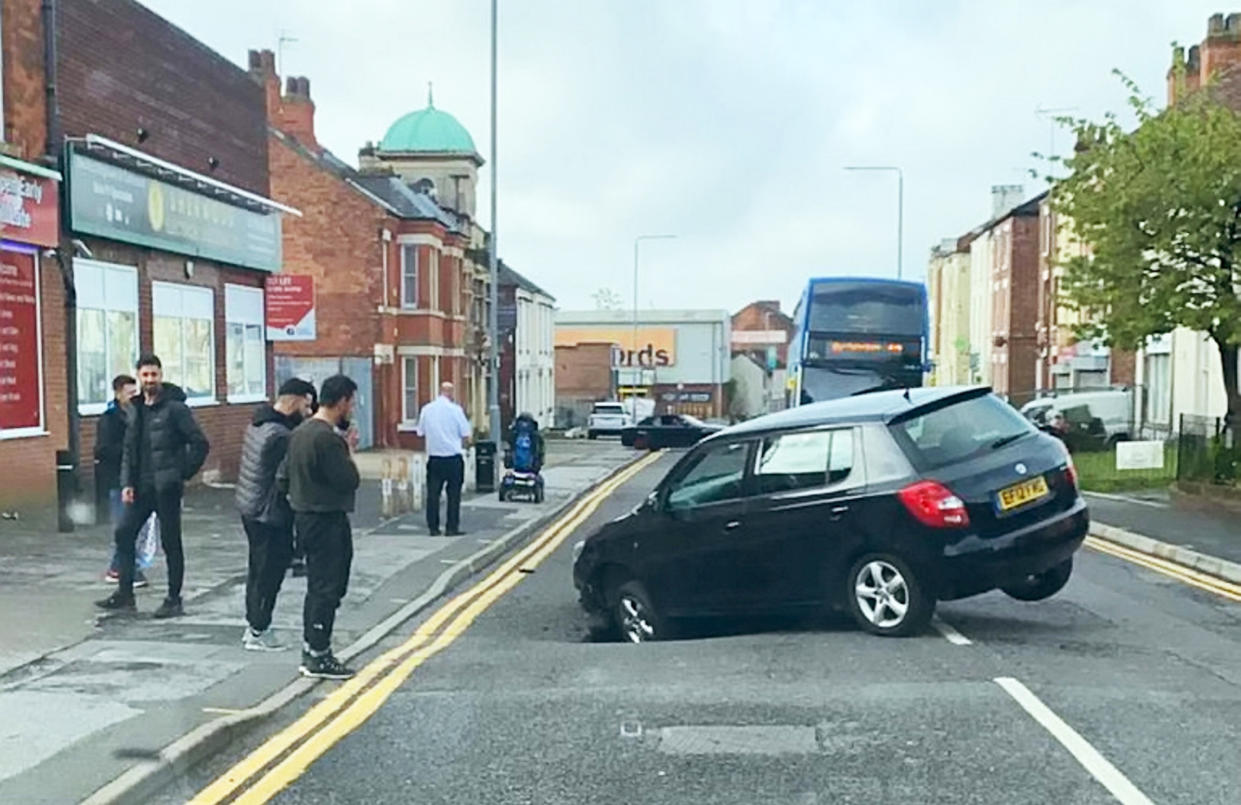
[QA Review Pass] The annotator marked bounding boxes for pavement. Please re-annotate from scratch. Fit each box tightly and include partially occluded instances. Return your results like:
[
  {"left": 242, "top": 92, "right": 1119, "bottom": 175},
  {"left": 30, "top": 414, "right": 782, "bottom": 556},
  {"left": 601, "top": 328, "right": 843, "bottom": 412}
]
[
  {"left": 0, "top": 440, "right": 636, "bottom": 805},
  {"left": 153, "top": 452, "right": 1241, "bottom": 805}
]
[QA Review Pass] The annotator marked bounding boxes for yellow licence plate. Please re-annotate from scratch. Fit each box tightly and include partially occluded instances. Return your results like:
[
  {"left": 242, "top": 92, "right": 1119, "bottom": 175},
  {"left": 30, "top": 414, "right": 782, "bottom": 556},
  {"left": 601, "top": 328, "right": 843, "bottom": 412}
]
[{"left": 996, "top": 476, "right": 1050, "bottom": 511}]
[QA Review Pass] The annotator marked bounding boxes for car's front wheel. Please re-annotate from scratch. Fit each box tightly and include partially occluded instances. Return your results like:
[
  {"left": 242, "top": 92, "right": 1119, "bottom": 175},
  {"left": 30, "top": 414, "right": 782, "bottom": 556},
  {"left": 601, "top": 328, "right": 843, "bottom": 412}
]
[
  {"left": 845, "top": 553, "right": 934, "bottom": 637},
  {"left": 1001, "top": 558, "right": 1073, "bottom": 602},
  {"left": 612, "top": 580, "right": 668, "bottom": 643}
]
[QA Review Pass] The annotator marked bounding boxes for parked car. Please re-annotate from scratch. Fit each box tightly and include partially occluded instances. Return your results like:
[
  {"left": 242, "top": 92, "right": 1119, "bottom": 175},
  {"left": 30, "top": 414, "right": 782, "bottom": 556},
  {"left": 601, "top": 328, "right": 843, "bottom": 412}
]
[
  {"left": 1019, "top": 389, "right": 1133, "bottom": 450},
  {"left": 621, "top": 413, "right": 723, "bottom": 449},
  {"left": 587, "top": 402, "right": 632, "bottom": 439},
  {"left": 573, "top": 386, "right": 1088, "bottom": 641}
]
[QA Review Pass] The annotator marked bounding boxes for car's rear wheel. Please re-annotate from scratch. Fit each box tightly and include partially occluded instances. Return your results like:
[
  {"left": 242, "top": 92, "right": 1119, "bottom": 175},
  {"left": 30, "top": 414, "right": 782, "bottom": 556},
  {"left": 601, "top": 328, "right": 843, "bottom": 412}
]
[
  {"left": 845, "top": 553, "right": 934, "bottom": 637},
  {"left": 611, "top": 580, "right": 668, "bottom": 643},
  {"left": 1001, "top": 558, "right": 1073, "bottom": 602},
  {"left": 588, "top": 430, "right": 598, "bottom": 440}
]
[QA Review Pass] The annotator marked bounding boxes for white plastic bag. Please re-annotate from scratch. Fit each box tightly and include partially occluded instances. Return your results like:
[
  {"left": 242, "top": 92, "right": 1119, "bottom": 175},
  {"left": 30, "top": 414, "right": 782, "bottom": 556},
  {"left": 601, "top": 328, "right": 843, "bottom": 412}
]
[{"left": 135, "top": 513, "right": 160, "bottom": 570}]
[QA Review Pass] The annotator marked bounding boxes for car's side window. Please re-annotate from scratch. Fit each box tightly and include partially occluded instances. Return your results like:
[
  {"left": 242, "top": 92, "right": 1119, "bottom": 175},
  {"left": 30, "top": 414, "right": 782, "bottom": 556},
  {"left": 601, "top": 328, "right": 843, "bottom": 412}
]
[
  {"left": 756, "top": 429, "right": 854, "bottom": 494},
  {"left": 666, "top": 441, "right": 750, "bottom": 510}
]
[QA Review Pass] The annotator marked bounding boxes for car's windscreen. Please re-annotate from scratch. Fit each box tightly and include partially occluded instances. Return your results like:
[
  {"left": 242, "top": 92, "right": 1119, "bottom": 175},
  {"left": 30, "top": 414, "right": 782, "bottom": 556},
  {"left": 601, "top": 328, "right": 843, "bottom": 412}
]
[
  {"left": 593, "top": 405, "right": 624, "bottom": 414},
  {"left": 890, "top": 394, "right": 1034, "bottom": 469},
  {"left": 809, "top": 282, "right": 924, "bottom": 336},
  {"left": 800, "top": 365, "right": 906, "bottom": 403}
]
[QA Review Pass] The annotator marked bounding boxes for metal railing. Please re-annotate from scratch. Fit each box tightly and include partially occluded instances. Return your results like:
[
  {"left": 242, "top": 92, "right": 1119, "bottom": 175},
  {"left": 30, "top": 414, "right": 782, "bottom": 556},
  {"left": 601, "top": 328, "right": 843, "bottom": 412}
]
[{"left": 1177, "top": 414, "right": 1240, "bottom": 485}]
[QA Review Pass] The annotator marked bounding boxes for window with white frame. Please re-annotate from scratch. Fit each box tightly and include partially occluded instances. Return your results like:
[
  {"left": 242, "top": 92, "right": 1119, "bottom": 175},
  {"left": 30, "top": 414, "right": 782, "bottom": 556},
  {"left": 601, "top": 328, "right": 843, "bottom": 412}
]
[
  {"left": 429, "top": 249, "right": 440, "bottom": 312},
  {"left": 75, "top": 259, "right": 139, "bottom": 411},
  {"left": 152, "top": 282, "right": 215, "bottom": 402},
  {"left": 225, "top": 284, "right": 266, "bottom": 401},
  {"left": 402, "top": 356, "right": 418, "bottom": 422},
  {"left": 401, "top": 244, "right": 418, "bottom": 308}
]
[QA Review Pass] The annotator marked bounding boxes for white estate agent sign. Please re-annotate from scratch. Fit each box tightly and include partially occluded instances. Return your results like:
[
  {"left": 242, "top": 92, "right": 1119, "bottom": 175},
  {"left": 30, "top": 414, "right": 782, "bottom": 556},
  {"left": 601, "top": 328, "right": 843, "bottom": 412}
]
[{"left": 1115, "top": 440, "right": 1164, "bottom": 471}]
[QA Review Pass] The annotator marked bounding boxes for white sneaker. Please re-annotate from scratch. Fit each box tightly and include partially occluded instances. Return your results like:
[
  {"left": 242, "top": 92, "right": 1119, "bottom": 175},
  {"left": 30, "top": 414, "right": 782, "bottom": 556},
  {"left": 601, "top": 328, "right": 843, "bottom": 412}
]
[{"left": 242, "top": 628, "right": 287, "bottom": 652}]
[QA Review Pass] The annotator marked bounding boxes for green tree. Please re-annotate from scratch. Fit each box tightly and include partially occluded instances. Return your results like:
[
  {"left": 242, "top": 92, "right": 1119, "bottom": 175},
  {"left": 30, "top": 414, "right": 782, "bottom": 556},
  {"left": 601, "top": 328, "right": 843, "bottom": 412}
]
[{"left": 1052, "top": 69, "right": 1241, "bottom": 421}]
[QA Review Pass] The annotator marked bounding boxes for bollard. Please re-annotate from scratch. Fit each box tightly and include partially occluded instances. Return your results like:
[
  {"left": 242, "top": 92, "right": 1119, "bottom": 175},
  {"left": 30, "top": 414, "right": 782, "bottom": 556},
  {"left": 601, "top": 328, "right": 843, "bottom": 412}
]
[
  {"left": 412, "top": 453, "right": 426, "bottom": 511},
  {"left": 381, "top": 458, "right": 394, "bottom": 519},
  {"left": 396, "top": 456, "right": 411, "bottom": 514}
]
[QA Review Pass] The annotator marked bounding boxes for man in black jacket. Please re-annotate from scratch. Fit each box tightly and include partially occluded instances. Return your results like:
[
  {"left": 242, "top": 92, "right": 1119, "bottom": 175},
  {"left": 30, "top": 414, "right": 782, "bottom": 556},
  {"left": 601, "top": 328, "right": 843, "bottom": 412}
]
[
  {"left": 97, "top": 354, "right": 210, "bottom": 617},
  {"left": 235, "top": 378, "right": 316, "bottom": 651},
  {"left": 95, "top": 374, "right": 149, "bottom": 587},
  {"left": 277, "top": 374, "right": 360, "bottom": 679}
]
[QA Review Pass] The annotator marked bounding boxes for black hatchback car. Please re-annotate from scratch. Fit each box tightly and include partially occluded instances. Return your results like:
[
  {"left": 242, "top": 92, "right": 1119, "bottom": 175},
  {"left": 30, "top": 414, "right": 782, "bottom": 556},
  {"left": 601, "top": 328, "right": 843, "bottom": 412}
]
[
  {"left": 620, "top": 413, "right": 723, "bottom": 449},
  {"left": 572, "top": 386, "right": 1088, "bottom": 640}
]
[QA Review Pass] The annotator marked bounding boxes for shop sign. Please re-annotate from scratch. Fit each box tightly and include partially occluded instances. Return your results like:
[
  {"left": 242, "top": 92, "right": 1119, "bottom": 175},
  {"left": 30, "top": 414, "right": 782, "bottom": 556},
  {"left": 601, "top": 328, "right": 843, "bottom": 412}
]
[
  {"left": 0, "top": 164, "right": 59, "bottom": 248},
  {"left": 0, "top": 250, "right": 42, "bottom": 433},
  {"left": 265, "top": 275, "right": 315, "bottom": 340},
  {"left": 555, "top": 327, "right": 676, "bottom": 367},
  {"left": 68, "top": 151, "right": 281, "bottom": 271}
]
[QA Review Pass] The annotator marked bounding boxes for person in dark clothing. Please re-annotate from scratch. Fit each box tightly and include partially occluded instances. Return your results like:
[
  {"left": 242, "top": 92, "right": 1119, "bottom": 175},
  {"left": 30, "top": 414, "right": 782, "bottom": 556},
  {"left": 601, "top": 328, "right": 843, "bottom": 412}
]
[
  {"left": 277, "top": 374, "right": 360, "bottom": 680},
  {"left": 96, "top": 354, "right": 210, "bottom": 618},
  {"left": 95, "top": 374, "right": 149, "bottom": 587},
  {"left": 235, "top": 378, "right": 317, "bottom": 651},
  {"left": 288, "top": 387, "right": 318, "bottom": 580}
]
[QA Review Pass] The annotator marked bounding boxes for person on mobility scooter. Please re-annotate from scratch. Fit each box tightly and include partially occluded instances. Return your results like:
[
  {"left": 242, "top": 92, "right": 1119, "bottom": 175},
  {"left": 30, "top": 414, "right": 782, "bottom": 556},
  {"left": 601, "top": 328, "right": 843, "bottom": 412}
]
[{"left": 499, "top": 413, "right": 546, "bottom": 502}]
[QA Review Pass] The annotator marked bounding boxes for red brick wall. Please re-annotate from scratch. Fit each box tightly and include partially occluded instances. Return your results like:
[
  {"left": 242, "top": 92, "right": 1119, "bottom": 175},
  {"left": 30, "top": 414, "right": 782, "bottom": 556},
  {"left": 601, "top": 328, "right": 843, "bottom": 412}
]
[
  {"left": 57, "top": 0, "right": 269, "bottom": 195},
  {"left": 268, "top": 135, "right": 388, "bottom": 361},
  {"left": 74, "top": 237, "right": 272, "bottom": 485},
  {"left": 730, "top": 302, "right": 793, "bottom": 365},
  {"left": 1006, "top": 214, "right": 1041, "bottom": 397},
  {"left": 2, "top": 0, "right": 48, "bottom": 159},
  {"left": 556, "top": 343, "right": 614, "bottom": 399}
]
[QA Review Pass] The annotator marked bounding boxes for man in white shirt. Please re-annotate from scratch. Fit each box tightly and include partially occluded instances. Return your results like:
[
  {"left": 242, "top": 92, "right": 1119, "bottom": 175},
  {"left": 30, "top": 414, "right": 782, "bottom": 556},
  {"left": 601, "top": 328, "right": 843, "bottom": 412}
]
[{"left": 416, "top": 382, "right": 473, "bottom": 535}]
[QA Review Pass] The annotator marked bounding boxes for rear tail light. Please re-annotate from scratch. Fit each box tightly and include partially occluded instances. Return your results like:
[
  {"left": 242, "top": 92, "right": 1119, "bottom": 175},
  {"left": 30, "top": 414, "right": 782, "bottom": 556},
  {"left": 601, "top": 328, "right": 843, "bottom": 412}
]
[
  {"left": 1063, "top": 451, "right": 1079, "bottom": 491},
  {"left": 898, "top": 480, "right": 970, "bottom": 528}
]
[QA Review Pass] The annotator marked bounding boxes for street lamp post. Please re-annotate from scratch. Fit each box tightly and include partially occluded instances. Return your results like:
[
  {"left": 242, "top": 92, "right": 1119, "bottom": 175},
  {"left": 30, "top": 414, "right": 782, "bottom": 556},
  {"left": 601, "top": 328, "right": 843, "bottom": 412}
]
[
  {"left": 487, "top": 0, "right": 501, "bottom": 441},
  {"left": 632, "top": 234, "right": 676, "bottom": 393},
  {"left": 845, "top": 165, "right": 904, "bottom": 280}
]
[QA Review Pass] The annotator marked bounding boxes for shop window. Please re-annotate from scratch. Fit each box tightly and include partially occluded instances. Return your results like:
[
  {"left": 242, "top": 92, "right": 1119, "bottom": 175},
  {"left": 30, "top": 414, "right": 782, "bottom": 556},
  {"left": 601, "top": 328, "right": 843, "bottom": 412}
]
[
  {"left": 152, "top": 282, "right": 215, "bottom": 403},
  {"left": 75, "top": 259, "right": 139, "bottom": 413},
  {"left": 225, "top": 284, "right": 266, "bottom": 402}
]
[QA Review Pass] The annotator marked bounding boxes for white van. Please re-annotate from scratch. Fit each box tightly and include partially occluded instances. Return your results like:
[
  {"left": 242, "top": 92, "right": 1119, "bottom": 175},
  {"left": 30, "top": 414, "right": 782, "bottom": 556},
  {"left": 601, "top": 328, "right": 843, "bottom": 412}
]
[{"left": 1020, "top": 389, "right": 1134, "bottom": 445}]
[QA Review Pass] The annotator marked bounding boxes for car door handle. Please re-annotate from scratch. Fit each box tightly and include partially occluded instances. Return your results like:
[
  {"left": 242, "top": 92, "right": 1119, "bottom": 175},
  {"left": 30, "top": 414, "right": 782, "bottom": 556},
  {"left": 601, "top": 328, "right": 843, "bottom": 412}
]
[
  {"left": 724, "top": 520, "right": 742, "bottom": 531},
  {"left": 829, "top": 505, "right": 849, "bottom": 521}
]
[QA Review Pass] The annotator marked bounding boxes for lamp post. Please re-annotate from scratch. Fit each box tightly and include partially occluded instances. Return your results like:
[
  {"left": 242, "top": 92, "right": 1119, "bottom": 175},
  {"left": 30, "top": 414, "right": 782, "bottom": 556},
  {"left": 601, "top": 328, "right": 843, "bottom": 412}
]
[
  {"left": 487, "top": 0, "right": 501, "bottom": 441},
  {"left": 632, "top": 234, "right": 676, "bottom": 393},
  {"left": 844, "top": 165, "right": 903, "bottom": 280}
]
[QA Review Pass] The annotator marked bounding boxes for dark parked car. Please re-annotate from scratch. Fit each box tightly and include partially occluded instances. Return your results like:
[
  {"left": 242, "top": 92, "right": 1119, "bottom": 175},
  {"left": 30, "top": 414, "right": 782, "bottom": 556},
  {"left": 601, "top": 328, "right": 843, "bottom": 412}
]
[
  {"left": 620, "top": 413, "right": 723, "bottom": 449},
  {"left": 573, "top": 386, "right": 1088, "bottom": 641}
]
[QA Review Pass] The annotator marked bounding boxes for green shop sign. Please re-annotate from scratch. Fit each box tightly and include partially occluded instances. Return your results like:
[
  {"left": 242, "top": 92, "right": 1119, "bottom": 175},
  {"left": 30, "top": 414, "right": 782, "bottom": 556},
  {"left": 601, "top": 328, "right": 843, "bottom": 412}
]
[{"left": 68, "top": 151, "right": 282, "bottom": 271}]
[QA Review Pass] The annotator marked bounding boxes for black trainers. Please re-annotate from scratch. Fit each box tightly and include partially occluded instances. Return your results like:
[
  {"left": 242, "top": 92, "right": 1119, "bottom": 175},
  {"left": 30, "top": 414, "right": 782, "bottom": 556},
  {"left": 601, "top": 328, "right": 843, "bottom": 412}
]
[
  {"left": 299, "top": 651, "right": 355, "bottom": 680},
  {"left": 95, "top": 592, "right": 136, "bottom": 612},
  {"left": 152, "top": 597, "right": 184, "bottom": 619},
  {"left": 445, "top": 529, "right": 464, "bottom": 537}
]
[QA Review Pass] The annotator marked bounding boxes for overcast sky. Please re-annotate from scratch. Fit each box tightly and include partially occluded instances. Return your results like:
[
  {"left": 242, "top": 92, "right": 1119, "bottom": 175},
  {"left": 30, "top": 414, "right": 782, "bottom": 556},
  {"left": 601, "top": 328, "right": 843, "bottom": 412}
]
[{"left": 142, "top": 0, "right": 1223, "bottom": 314}]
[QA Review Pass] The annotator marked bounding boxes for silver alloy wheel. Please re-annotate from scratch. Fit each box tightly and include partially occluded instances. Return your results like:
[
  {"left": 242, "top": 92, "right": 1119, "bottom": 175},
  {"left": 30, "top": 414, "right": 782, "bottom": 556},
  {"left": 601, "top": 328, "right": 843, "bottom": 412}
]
[
  {"left": 618, "top": 594, "right": 655, "bottom": 643},
  {"left": 854, "top": 560, "right": 910, "bottom": 629}
]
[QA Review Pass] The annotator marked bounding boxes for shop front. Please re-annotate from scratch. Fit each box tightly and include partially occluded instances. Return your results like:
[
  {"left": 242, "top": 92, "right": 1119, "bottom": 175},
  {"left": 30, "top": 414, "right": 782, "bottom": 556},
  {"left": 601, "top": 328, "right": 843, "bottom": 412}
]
[
  {"left": 0, "top": 154, "right": 63, "bottom": 510},
  {"left": 66, "top": 137, "right": 296, "bottom": 496}
]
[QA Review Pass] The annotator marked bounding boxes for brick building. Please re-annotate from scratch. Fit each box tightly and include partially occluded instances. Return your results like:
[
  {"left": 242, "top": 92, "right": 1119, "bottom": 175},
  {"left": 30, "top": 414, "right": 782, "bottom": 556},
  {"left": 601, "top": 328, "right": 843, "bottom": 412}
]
[
  {"left": 1, "top": 1, "right": 299, "bottom": 516},
  {"left": 729, "top": 300, "right": 793, "bottom": 416},
  {"left": 251, "top": 51, "right": 489, "bottom": 449},
  {"left": 553, "top": 342, "right": 616, "bottom": 428},
  {"left": 0, "top": 0, "right": 64, "bottom": 512},
  {"left": 985, "top": 194, "right": 1041, "bottom": 399}
]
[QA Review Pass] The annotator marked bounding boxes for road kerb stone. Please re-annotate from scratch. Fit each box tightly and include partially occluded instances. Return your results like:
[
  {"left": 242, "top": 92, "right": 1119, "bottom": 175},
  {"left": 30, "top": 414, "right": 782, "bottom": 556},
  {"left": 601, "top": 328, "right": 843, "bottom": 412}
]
[
  {"left": 1090, "top": 522, "right": 1241, "bottom": 586},
  {"left": 81, "top": 451, "right": 646, "bottom": 805}
]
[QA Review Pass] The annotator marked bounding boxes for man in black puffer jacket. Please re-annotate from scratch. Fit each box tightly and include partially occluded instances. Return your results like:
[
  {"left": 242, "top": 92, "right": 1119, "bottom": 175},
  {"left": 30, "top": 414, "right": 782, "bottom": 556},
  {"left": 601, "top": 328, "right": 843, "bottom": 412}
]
[
  {"left": 235, "top": 378, "right": 316, "bottom": 651},
  {"left": 97, "top": 354, "right": 209, "bottom": 617}
]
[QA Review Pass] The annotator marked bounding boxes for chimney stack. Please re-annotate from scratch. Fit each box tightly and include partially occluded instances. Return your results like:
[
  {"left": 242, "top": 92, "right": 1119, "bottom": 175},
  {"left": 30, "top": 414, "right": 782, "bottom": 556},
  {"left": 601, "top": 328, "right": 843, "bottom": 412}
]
[
  {"left": 248, "top": 49, "right": 280, "bottom": 120},
  {"left": 279, "top": 76, "right": 317, "bottom": 150},
  {"left": 990, "top": 185, "right": 1025, "bottom": 219},
  {"left": 1169, "top": 13, "right": 1241, "bottom": 105}
]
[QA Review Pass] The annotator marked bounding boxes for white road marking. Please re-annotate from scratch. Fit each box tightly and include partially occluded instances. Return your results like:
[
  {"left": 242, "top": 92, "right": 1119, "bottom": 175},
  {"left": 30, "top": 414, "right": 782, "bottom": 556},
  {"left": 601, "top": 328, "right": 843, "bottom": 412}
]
[
  {"left": 994, "top": 677, "right": 1153, "bottom": 805},
  {"left": 201, "top": 707, "right": 245, "bottom": 715},
  {"left": 931, "top": 616, "right": 972, "bottom": 646},
  {"left": 1083, "top": 491, "right": 1168, "bottom": 509}
]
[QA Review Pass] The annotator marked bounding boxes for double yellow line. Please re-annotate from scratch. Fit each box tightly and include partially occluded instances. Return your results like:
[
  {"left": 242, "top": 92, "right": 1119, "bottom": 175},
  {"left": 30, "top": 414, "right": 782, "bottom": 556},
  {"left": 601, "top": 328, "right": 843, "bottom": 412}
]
[
  {"left": 192, "top": 450, "right": 664, "bottom": 805},
  {"left": 1085, "top": 535, "right": 1241, "bottom": 603}
]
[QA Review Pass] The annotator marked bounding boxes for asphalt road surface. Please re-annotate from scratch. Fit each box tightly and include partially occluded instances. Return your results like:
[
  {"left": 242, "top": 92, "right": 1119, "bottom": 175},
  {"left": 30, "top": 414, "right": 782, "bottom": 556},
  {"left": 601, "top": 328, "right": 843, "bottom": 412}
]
[{"left": 178, "top": 450, "right": 1241, "bottom": 805}]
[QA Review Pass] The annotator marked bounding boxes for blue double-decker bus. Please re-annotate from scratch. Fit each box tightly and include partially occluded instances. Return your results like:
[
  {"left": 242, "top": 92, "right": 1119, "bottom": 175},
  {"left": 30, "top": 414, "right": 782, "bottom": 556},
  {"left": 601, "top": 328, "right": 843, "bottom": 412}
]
[{"left": 788, "top": 277, "right": 928, "bottom": 406}]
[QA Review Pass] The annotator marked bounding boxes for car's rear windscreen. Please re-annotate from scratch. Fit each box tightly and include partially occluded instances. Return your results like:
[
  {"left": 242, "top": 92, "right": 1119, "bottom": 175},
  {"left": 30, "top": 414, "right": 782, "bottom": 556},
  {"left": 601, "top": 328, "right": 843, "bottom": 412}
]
[{"left": 889, "top": 394, "right": 1034, "bottom": 470}]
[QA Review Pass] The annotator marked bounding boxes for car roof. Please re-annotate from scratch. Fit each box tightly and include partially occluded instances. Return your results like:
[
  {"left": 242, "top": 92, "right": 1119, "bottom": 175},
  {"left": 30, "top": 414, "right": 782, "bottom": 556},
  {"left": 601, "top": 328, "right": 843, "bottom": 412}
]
[{"left": 714, "top": 385, "right": 991, "bottom": 439}]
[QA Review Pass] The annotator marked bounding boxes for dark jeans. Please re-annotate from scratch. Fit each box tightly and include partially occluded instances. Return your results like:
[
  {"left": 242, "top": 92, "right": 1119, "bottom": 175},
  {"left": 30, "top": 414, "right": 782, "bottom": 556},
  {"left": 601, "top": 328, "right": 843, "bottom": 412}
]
[
  {"left": 243, "top": 517, "right": 294, "bottom": 632},
  {"left": 105, "top": 489, "right": 142, "bottom": 574},
  {"left": 296, "top": 511, "right": 353, "bottom": 653},
  {"left": 426, "top": 455, "right": 465, "bottom": 533},
  {"left": 114, "top": 486, "right": 184, "bottom": 600}
]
